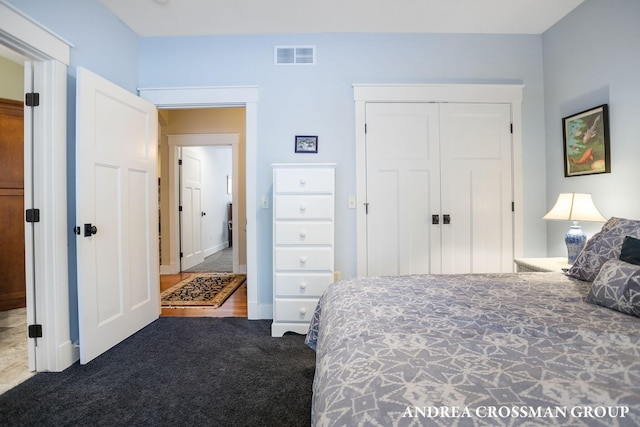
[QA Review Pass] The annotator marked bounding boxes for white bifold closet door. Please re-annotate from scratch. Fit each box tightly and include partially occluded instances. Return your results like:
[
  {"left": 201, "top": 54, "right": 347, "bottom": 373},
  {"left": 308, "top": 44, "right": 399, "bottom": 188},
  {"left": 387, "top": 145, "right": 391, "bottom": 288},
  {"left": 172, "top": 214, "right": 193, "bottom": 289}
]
[{"left": 365, "top": 102, "right": 513, "bottom": 276}]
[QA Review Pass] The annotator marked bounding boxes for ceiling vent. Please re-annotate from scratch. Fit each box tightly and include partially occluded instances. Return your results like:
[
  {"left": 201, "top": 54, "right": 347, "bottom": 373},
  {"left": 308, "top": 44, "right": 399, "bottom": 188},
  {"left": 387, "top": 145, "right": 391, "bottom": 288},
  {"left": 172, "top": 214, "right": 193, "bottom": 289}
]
[{"left": 275, "top": 46, "right": 316, "bottom": 65}]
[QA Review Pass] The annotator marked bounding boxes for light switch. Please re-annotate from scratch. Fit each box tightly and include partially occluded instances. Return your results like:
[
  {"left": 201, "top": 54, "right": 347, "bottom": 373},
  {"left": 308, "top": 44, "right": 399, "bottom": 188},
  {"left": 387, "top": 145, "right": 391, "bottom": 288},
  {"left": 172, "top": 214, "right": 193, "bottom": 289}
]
[{"left": 348, "top": 196, "right": 356, "bottom": 209}]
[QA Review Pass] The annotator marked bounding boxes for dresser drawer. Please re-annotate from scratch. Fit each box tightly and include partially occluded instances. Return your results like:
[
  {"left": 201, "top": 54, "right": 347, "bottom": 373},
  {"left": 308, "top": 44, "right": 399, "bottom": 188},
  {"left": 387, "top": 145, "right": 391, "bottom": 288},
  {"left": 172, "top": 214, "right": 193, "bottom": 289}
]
[
  {"left": 274, "top": 168, "right": 334, "bottom": 194},
  {"left": 274, "top": 222, "right": 333, "bottom": 245},
  {"left": 274, "top": 273, "right": 333, "bottom": 297},
  {"left": 274, "top": 247, "right": 333, "bottom": 271},
  {"left": 273, "top": 298, "right": 319, "bottom": 322},
  {"left": 274, "top": 195, "right": 334, "bottom": 220}
]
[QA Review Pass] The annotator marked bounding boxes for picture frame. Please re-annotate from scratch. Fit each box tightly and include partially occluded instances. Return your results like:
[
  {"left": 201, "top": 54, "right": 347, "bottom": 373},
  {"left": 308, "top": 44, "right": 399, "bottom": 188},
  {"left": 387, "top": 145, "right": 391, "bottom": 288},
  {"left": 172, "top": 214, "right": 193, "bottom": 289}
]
[
  {"left": 295, "top": 135, "right": 318, "bottom": 153},
  {"left": 562, "top": 104, "right": 610, "bottom": 177}
]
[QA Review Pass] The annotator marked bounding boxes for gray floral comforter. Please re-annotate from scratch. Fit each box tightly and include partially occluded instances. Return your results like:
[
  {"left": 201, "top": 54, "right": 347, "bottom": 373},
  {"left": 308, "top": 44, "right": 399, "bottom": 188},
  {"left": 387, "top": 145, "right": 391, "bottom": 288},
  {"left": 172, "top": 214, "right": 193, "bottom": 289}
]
[{"left": 305, "top": 273, "right": 640, "bottom": 426}]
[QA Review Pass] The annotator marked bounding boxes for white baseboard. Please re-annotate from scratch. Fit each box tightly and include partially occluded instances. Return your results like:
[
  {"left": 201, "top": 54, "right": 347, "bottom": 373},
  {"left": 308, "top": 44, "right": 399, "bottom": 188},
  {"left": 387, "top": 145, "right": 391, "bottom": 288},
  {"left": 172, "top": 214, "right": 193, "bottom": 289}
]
[
  {"left": 204, "top": 241, "right": 230, "bottom": 258},
  {"left": 248, "top": 302, "right": 272, "bottom": 320},
  {"left": 160, "top": 263, "right": 179, "bottom": 275}
]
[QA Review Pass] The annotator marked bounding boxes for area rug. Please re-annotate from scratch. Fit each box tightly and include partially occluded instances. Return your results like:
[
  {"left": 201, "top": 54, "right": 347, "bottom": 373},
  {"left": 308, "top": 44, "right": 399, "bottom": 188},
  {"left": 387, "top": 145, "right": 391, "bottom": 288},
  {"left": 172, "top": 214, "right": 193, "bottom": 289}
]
[{"left": 161, "top": 273, "right": 246, "bottom": 307}]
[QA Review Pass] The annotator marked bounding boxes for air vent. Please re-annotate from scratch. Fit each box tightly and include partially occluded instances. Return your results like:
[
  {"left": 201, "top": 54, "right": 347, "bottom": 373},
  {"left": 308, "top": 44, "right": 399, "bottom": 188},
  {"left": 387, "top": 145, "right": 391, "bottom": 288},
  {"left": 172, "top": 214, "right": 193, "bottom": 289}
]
[{"left": 275, "top": 46, "right": 316, "bottom": 65}]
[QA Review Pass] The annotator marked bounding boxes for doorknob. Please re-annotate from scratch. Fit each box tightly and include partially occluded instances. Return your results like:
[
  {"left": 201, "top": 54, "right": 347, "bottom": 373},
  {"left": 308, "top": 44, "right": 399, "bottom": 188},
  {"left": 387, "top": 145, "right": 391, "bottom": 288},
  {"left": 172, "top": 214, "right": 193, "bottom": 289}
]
[
  {"left": 201, "top": 211, "right": 206, "bottom": 216},
  {"left": 432, "top": 214, "right": 440, "bottom": 225},
  {"left": 84, "top": 223, "right": 97, "bottom": 237},
  {"left": 443, "top": 214, "right": 451, "bottom": 225}
]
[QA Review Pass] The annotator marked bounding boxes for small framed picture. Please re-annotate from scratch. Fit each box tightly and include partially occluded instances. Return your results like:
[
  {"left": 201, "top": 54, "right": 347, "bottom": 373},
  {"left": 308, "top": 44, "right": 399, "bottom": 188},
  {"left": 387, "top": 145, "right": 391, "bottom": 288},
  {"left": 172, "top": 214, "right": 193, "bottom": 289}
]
[
  {"left": 295, "top": 135, "right": 318, "bottom": 153},
  {"left": 562, "top": 104, "right": 610, "bottom": 177}
]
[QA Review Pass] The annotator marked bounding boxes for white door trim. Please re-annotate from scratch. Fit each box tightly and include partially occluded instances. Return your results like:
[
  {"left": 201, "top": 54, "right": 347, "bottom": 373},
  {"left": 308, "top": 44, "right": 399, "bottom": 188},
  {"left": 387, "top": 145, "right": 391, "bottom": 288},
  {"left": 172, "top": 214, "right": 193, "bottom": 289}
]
[
  {"left": 0, "top": 2, "right": 75, "bottom": 371},
  {"left": 0, "top": 1, "right": 70, "bottom": 65},
  {"left": 353, "top": 83, "right": 524, "bottom": 276},
  {"left": 166, "top": 133, "right": 241, "bottom": 275},
  {"left": 140, "top": 86, "right": 262, "bottom": 319}
]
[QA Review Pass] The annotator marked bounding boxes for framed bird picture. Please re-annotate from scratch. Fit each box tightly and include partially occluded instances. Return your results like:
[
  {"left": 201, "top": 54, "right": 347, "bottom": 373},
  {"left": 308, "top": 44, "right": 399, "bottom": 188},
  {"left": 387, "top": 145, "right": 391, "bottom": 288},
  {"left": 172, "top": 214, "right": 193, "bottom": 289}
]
[{"left": 562, "top": 104, "right": 610, "bottom": 177}]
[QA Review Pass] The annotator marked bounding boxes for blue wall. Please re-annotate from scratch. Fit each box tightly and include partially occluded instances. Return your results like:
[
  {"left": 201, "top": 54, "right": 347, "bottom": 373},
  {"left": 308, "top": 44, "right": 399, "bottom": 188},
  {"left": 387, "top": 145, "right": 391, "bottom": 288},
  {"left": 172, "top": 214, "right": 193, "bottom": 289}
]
[
  {"left": 140, "top": 32, "right": 548, "bottom": 306},
  {"left": 6, "top": 0, "right": 139, "bottom": 92},
  {"left": 543, "top": 0, "right": 640, "bottom": 256}
]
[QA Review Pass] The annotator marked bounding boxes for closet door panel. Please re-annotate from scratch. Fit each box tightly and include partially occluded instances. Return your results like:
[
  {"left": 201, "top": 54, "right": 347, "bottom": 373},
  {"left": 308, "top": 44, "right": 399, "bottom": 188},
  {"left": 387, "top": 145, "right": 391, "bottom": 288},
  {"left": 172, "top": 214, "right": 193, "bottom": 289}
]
[
  {"left": 440, "top": 103, "right": 513, "bottom": 273},
  {"left": 364, "top": 103, "right": 441, "bottom": 276}
]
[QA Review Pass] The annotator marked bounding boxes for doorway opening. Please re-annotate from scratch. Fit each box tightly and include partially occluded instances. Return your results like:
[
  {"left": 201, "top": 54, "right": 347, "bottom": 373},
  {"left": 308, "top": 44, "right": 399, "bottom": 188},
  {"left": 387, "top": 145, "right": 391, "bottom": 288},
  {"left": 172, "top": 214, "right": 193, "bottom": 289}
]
[
  {"left": 157, "top": 108, "right": 247, "bottom": 318},
  {"left": 0, "top": 46, "right": 32, "bottom": 392}
]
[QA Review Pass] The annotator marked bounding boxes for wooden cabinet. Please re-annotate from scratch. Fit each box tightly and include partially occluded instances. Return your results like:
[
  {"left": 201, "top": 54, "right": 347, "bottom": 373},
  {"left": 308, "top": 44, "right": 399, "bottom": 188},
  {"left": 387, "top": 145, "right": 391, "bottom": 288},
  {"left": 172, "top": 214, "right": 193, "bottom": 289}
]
[
  {"left": 0, "top": 98, "right": 25, "bottom": 311},
  {"left": 272, "top": 163, "right": 335, "bottom": 337}
]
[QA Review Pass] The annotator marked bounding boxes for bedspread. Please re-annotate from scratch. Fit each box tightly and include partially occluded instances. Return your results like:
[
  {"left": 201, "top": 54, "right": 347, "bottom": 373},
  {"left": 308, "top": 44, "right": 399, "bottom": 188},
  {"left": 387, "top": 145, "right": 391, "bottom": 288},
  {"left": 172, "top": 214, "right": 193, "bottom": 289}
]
[{"left": 306, "top": 273, "right": 640, "bottom": 426}]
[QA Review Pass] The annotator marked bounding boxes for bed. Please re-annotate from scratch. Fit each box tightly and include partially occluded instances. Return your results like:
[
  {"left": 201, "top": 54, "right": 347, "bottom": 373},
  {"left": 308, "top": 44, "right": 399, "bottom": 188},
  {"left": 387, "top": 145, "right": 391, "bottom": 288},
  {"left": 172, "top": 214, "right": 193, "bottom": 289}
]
[{"left": 306, "top": 217, "right": 640, "bottom": 426}]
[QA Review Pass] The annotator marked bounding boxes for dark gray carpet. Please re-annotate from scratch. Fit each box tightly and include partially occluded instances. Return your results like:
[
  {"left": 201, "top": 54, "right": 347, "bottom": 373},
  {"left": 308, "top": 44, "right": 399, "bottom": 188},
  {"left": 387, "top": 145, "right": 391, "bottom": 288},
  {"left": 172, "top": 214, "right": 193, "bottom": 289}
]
[
  {"left": 0, "top": 318, "right": 316, "bottom": 427},
  {"left": 185, "top": 248, "right": 233, "bottom": 273}
]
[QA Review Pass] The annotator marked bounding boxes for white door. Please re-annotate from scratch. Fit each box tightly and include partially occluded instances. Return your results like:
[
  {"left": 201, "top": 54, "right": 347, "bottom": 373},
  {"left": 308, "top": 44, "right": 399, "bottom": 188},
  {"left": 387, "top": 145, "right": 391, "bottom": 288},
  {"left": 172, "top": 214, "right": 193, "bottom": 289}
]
[
  {"left": 180, "top": 147, "right": 204, "bottom": 270},
  {"left": 76, "top": 67, "right": 159, "bottom": 364},
  {"left": 440, "top": 103, "right": 513, "bottom": 273},
  {"left": 365, "top": 103, "right": 441, "bottom": 275},
  {"left": 365, "top": 102, "right": 513, "bottom": 275}
]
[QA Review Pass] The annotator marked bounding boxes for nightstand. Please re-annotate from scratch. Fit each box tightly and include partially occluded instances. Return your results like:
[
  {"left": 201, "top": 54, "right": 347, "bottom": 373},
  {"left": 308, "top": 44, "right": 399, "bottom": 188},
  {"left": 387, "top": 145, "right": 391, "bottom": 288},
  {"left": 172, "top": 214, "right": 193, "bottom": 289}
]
[{"left": 514, "top": 257, "right": 572, "bottom": 273}]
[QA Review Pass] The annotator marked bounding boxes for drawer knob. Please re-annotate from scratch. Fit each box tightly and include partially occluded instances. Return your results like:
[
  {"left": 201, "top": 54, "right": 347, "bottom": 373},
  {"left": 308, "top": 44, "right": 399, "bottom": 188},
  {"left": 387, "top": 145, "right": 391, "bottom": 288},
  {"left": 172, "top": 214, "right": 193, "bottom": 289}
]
[
  {"left": 300, "top": 204, "right": 307, "bottom": 213},
  {"left": 300, "top": 256, "right": 308, "bottom": 264},
  {"left": 299, "top": 307, "right": 307, "bottom": 315},
  {"left": 299, "top": 281, "right": 307, "bottom": 289},
  {"left": 300, "top": 178, "right": 306, "bottom": 185},
  {"left": 299, "top": 230, "right": 307, "bottom": 239}
]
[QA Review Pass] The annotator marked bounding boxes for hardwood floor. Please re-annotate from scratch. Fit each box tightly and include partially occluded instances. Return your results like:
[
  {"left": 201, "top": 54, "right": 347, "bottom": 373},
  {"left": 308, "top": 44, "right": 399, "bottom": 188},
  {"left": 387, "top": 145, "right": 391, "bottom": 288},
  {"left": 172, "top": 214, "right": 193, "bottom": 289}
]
[{"left": 160, "top": 273, "right": 248, "bottom": 318}]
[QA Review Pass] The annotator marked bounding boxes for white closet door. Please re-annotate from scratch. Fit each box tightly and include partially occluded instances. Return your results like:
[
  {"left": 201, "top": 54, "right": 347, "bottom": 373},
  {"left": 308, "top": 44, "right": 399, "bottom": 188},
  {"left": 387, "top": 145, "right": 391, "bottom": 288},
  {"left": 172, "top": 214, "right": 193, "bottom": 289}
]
[
  {"left": 439, "top": 103, "right": 513, "bottom": 273},
  {"left": 180, "top": 147, "right": 204, "bottom": 271},
  {"left": 365, "top": 103, "right": 441, "bottom": 276}
]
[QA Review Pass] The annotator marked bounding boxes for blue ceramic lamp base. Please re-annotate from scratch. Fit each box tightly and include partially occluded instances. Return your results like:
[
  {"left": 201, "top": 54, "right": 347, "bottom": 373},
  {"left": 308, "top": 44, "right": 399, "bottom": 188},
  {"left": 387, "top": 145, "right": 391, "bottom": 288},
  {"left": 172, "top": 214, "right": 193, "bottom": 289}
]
[{"left": 565, "top": 222, "right": 587, "bottom": 264}]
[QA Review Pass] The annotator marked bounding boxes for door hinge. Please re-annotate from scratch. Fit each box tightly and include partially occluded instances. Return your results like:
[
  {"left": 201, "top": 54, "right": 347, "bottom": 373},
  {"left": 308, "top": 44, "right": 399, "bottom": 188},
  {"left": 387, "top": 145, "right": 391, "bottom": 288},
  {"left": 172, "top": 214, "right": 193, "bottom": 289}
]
[
  {"left": 512, "top": 201, "right": 515, "bottom": 212},
  {"left": 364, "top": 123, "right": 367, "bottom": 134},
  {"left": 180, "top": 252, "right": 183, "bottom": 258},
  {"left": 25, "top": 92, "right": 40, "bottom": 107},
  {"left": 28, "top": 324, "right": 43, "bottom": 338},
  {"left": 179, "top": 206, "right": 183, "bottom": 212},
  {"left": 510, "top": 123, "right": 513, "bottom": 134},
  {"left": 178, "top": 159, "right": 183, "bottom": 165},
  {"left": 364, "top": 202, "right": 369, "bottom": 214},
  {"left": 25, "top": 208, "right": 40, "bottom": 223}
]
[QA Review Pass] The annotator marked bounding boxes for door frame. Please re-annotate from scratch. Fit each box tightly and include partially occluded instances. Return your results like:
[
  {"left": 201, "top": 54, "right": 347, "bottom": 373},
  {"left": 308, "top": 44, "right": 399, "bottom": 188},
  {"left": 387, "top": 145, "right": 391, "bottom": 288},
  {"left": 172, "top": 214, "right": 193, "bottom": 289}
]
[
  {"left": 166, "top": 133, "right": 241, "bottom": 275},
  {"left": 0, "top": 3, "right": 76, "bottom": 371},
  {"left": 353, "top": 84, "right": 524, "bottom": 276},
  {"left": 140, "top": 87, "right": 261, "bottom": 319}
]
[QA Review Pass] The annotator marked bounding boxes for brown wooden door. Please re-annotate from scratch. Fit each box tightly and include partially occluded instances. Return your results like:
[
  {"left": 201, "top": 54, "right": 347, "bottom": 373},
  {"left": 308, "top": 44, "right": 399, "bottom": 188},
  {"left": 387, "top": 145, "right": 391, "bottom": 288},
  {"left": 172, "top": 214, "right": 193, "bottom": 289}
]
[{"left": 0, "top": 98, "right": 25, "bottom": 311}]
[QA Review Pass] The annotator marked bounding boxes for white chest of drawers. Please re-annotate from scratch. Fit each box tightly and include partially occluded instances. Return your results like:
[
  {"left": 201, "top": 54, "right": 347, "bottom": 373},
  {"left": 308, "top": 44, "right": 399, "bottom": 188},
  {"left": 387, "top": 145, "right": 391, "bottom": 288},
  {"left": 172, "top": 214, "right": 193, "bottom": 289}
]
[{"left": 272, "top": 163, "right": 336, "bottom": 337}]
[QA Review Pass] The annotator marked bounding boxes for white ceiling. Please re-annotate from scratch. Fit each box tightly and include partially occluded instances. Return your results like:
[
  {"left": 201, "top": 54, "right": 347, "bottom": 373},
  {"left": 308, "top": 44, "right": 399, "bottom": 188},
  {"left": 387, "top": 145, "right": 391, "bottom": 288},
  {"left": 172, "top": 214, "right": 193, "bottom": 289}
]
[{"left": 100, "top": 0, "right": 585, "bottom": 37}]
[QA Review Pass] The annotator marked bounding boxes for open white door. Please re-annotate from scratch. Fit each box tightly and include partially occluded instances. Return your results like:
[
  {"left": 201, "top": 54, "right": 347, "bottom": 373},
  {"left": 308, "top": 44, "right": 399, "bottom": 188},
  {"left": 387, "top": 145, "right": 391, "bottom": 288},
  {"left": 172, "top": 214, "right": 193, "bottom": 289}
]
[
  {"left": 179, "top": 147, "right": 204, "bottom": 271},
  {"left": 76, "top": 67, "right": 159, "bottom": 364}
]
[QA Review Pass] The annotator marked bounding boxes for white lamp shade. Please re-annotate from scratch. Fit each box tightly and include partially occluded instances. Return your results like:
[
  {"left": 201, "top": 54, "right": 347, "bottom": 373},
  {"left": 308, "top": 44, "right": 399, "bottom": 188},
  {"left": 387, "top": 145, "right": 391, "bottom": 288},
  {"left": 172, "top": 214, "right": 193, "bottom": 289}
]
[{"left": 543, "top": 193, "right": 606, "bottom": 222}]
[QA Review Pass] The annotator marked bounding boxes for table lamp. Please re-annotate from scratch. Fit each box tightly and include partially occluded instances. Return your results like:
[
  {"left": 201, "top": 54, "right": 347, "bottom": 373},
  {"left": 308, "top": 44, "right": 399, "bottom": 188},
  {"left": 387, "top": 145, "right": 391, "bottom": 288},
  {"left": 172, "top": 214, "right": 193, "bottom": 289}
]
[{"left": 543, "top": 193, "right": 606, "bottom": 264}]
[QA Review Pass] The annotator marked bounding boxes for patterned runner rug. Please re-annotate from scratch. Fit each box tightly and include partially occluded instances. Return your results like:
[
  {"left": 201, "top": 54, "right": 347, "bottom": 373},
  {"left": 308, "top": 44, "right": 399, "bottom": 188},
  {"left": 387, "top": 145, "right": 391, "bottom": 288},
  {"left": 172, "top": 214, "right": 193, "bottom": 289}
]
[{"left": 161, "top": 273, "right": 246, "bottom": 307}]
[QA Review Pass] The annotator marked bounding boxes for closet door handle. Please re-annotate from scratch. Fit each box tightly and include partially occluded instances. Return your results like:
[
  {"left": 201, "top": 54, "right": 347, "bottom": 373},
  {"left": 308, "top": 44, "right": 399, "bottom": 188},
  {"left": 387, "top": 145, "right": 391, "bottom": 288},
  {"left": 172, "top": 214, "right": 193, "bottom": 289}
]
[
  {"left": 432, "top": 214, "right": 440, "bottom": 225},
  {"left": 443, "top": 214, "right": 451, "bottom": 225}
]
